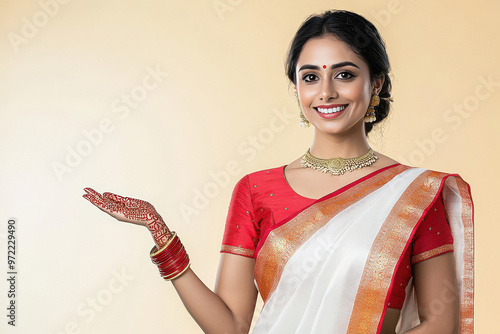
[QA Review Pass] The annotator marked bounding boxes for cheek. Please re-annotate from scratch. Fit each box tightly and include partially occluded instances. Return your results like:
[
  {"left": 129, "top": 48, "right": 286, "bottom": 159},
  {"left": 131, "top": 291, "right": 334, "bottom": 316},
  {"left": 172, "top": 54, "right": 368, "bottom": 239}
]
[
  {"left": 338, "top": 81, "right": 369, "bottom": 102},
  {"left": 297, "top": 86, "right": 317, "bottom": 105}
]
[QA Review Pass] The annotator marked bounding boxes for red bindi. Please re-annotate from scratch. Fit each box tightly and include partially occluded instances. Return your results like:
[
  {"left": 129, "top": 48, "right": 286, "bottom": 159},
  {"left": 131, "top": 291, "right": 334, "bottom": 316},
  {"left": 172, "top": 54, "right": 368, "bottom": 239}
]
[{"left": 323, "top": 65, "right": 327, "bottom": 69}]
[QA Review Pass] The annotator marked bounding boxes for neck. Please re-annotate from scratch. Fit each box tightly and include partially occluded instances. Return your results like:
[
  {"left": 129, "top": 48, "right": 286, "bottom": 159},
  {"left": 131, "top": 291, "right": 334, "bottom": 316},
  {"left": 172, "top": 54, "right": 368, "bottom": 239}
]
[{"left": 310, "top": 127, "right": 370, "bottom": 159}]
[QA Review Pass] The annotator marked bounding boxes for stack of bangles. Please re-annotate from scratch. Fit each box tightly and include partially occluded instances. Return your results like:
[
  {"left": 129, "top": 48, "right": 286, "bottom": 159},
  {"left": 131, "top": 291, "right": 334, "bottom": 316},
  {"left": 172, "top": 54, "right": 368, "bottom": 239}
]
[{"left": 150, "top": 232, "right": 191, "bottom": 280}]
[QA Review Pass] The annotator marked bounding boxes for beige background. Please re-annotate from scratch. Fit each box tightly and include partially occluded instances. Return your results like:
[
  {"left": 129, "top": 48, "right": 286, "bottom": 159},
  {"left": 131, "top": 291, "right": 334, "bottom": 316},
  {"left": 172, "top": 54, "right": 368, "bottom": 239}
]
[{"left": 0, "top": 0, "right": 497, "bottom": 333}]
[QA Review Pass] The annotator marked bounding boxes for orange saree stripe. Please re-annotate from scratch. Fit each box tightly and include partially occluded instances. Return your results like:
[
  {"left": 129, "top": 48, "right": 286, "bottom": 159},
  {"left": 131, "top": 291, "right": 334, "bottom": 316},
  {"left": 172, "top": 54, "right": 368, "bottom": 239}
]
[
  {"left": 346, "top": 171, "right": 474, "bottom": 333},
  {"left": 457, "top": 179, "right": 474, "bottom": 333},
  {"left": 346, "top": 170, "right": 446, "bottom": 333},
  {"left": 254, "top": 165, "right": 410, "bottom": 303}
]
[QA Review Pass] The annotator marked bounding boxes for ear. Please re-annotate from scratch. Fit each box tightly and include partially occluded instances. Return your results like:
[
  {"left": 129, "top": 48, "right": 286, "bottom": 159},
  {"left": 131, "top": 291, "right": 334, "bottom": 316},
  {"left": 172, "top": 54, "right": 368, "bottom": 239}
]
[{"left": 372, "top": 75, "right": 385, "bottom": 95}]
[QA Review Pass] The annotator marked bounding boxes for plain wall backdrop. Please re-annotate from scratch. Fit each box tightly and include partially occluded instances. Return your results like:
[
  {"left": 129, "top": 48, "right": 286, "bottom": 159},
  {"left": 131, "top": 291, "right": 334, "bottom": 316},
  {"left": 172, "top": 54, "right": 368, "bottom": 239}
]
[{"left": 1, "top": 0, "right": 498, "bottom": 333}]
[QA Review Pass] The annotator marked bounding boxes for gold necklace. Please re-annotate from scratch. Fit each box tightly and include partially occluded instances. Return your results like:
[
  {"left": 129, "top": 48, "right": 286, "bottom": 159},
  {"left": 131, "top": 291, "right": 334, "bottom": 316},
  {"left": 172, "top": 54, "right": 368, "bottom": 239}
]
[{"left": 301, "top": 148, "right": 378, "bottom": 176}]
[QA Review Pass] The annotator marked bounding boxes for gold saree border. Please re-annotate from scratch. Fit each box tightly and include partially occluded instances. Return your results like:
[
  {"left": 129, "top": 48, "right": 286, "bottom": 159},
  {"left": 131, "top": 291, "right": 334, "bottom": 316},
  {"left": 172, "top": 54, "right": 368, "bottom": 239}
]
[
  {"left": 220, "top": 245, "right": 254, "bottom": 257},
  {"left": 254, "top": 164, "right": 410, "bottom": 304},
  {"left": 346, "top": 170, "right": 444, "bottom": 333},
  {"left": 411, "top": 244, "right": 454, "bottom": 265},
  {"left": 346, "top": 172, "right": 474, "bottom": 334},
  {"left": 457, "top": 178, "right": 474, "bottom": 333}
]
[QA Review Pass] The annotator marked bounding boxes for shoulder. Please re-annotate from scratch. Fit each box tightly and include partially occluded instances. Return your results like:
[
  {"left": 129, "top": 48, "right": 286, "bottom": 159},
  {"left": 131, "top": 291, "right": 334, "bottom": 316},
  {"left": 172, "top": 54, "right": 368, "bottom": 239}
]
[
  {"left": 238, "top": 165, "right": 286, "bottom": 183},
  {"left": 231, "top": 165, "right": 286, "bottom": 193},
  {"left": 371, "top": 153, "right": 459, "bottom": 180},
  {"left": 396, "top": 166, "right": 472, "bottom": 201},
  {"left": 407, "top": 167, "right": 469, "bottom": 184}
]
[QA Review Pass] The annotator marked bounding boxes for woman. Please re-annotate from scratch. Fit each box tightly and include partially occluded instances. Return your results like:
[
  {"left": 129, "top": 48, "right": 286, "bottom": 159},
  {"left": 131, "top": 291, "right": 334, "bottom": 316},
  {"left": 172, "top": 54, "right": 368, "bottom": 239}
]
[{"left": 83, "top": 10, "right": 474, "bottom": 334}]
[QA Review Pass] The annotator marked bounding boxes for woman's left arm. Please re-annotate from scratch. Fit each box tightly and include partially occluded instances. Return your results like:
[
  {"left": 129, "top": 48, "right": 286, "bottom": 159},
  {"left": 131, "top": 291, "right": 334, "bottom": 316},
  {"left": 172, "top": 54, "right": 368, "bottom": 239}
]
[{"left": 403, "top": 252, "right": 460, "bottom": 334}]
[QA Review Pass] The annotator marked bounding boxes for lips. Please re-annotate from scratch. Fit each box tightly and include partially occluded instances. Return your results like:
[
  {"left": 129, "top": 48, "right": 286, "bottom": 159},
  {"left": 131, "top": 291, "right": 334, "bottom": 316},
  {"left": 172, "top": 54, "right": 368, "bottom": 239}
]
[{"left": 314, "top": 104, "right": 348, "bottom": 119}]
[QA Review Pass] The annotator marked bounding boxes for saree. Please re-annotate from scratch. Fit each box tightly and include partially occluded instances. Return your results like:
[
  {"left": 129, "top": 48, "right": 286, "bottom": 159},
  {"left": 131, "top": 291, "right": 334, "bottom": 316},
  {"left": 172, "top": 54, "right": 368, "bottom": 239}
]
[{"left": 251, "top": 165, "right": 474, "bottom": 333}]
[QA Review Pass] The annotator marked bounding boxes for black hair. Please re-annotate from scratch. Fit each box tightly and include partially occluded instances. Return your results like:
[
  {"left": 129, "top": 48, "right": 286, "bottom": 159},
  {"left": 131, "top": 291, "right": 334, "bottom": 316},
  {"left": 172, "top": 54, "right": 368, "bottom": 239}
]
[{"left": 285, "top": 10, "right": 392, "bottom": 134}]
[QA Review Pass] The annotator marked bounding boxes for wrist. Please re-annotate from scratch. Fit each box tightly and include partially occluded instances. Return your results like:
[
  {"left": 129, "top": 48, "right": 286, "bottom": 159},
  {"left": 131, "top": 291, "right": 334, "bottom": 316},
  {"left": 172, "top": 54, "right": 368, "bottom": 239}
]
[
  {"left": 150, "top": 232, "right": 190, "bottom": 281},
  {"left": 146, "top": 219, "right": 172, "bottom": 248},
  {"left": 153, "top": 231, "right": 172, "bottom": 248}
]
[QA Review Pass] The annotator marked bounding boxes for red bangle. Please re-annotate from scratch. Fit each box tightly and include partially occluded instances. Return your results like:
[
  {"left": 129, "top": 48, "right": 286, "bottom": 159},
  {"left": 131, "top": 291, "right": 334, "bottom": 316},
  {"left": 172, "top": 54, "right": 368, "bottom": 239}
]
[
  {"left": 150, "top": 232, "right": 190, "bottom": 281},
  {"left": 153, "top": 239, "right": 182, "bottom": 264},
  {"left": 160, "top": 251, "right": 189, "bottom": 276},
  {"left": 151, "top": 237, "right": 189, "bottom": 280},
  {"left": 150, "top": 232, "right": 178, "bottom": 257},
  {"left": 157, "top": 245, "right": 184, "bottom": 268},
  {"left": 161, "top": 253, "right": 190, "bottom": 280},
  {"left": 163, "top": 256, "right": 190, "bottom": 280}
]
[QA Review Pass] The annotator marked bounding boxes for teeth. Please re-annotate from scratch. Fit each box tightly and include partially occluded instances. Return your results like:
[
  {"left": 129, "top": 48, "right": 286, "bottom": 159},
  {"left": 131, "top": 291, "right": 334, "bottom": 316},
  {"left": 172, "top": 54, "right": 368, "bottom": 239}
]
[{"left": 317, "top": 105, "right": 347, "bottom": 114}]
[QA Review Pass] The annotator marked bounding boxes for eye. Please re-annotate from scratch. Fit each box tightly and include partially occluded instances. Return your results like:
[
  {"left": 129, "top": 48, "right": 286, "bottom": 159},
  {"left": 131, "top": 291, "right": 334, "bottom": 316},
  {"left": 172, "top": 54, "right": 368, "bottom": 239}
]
[
  {"left": 302, "top": 74, "right": 319, "bottom": 83},
  {"left": 335, "top": 71, "right": 355, "bottom": 80}
]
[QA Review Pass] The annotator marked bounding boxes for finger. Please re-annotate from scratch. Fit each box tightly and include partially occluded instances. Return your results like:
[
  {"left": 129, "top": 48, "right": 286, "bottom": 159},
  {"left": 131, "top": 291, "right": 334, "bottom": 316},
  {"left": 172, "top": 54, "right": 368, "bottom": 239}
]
[
  {"left": 84, "top": 193, "right": 130, "bottom": 218},
  {"left": 103, "top": 192, "right": 125, "bottom": 202},
  {"left": 95, "top": 192, "right": 130, "bottom": 211},
  {"left": 83, "top": 193, "right": 109, "bottom": 211},
  {"left": 83, "top": 191, "right": 106, "bottom": 206},
  {"left": 83, "top": 188, "right": 103, "bottom": 203},
  {"left": 101, "top": 192, "right": 130, "bottom": 209},
  {"left": 82, "top": 189, "right": 109, "bottom": 209},
  {"left": 106, "top": 200, "right": 127, "bottom": 214},
  {"left": 84, "top": 188, "right": 114, "bottom": 212},
  {"left": 83, "top": 190, "right": 143, "bottom": 224},
  {"left": 84, "top": 187, "right": 102, "bottom": 197},
  {"left": 103, "top": 192, "right": 145, "bottom": 209}
]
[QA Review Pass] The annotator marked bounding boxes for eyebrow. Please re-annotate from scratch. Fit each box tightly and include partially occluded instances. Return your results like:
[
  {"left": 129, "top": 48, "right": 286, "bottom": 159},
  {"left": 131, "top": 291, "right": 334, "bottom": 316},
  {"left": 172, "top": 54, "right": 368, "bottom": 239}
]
[{"left": 298, "top": 61, "right": 360, "bottom": 72}]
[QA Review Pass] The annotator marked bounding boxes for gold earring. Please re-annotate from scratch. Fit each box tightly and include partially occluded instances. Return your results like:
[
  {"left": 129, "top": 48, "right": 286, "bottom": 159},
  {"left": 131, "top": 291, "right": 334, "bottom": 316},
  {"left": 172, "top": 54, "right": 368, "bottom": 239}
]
[
  {"left": 365, "top": 94, "right": 379, "bottom": 123},
  {"left": 295, "top": 91, "right": 310, "bottom": 127},
  {"left": 299, "top": 110, "right": 310, "bottom": 127}
]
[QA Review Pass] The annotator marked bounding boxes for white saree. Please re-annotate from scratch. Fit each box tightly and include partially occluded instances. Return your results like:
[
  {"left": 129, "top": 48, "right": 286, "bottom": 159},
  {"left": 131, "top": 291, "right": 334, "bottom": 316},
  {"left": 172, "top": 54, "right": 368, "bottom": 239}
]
[{"left": 253, "top": 165, "right": 474, "bottom": 334}]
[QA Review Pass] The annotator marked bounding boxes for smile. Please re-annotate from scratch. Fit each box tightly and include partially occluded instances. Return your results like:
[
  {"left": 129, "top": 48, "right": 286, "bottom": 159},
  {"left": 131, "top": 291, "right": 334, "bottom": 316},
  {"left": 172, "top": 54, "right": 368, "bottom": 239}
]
[{"left": 314, "top": 104, "right": 348, "bottom": 114}]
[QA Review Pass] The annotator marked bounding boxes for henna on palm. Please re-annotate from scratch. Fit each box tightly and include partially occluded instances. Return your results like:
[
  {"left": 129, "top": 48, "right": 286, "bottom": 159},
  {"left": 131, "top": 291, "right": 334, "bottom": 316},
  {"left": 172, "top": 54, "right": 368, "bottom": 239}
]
[{"left": 84, "top": 188, "right": 172, "bottom": 247}]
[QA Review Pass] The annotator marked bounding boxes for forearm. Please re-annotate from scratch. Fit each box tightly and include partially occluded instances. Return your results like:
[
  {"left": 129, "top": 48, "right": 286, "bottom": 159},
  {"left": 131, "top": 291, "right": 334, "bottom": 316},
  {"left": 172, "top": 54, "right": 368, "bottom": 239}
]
[
  {"left": 171, "top": 268, "right": 253, "bottom": 334},
  {"left": 82, "top": 190, "right": 253, "bottom": 332}
]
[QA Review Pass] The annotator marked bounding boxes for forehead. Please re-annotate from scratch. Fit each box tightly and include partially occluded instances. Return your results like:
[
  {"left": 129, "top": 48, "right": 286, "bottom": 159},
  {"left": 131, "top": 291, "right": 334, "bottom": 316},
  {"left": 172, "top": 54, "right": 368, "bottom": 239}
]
[{"left": 296, "top": 36, "right": 367, "bottom": 69}]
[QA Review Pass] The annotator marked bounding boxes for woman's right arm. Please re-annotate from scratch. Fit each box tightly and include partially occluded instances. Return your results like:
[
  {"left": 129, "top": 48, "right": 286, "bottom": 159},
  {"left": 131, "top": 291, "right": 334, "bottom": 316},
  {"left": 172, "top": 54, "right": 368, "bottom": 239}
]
[
  {"left": 172, "top": 254, "right": 258, "bottom": 334},
  {"left": 82, "top": 188, "right": 258, "bottom": 334}
]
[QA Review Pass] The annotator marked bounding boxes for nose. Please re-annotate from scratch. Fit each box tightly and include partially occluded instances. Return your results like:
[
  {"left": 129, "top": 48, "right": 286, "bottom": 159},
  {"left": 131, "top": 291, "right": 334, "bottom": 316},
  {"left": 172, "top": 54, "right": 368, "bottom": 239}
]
[{"left": 320, "top": 79, "right": 337, "bottom": 101}]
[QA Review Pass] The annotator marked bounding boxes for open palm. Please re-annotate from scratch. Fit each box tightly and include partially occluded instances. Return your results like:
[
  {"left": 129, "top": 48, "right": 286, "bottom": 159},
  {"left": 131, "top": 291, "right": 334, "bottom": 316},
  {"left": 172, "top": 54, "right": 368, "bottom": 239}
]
[{"left": 83, "top": 188, "right": 172, "bottom": 246}]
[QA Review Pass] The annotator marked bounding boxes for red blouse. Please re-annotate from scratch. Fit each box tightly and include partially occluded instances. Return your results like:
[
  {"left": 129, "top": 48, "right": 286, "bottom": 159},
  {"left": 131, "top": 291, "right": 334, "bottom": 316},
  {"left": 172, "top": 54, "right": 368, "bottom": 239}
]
[{"left": 220, "top": 165, "right": 454, "bottom": 310}]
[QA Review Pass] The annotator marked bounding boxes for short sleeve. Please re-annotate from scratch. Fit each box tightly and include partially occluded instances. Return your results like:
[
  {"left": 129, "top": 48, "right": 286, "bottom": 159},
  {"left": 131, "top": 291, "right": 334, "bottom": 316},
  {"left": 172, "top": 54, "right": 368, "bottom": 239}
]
[
  {"left": 411, "top": 193, "right": 454, "bottom": 265},
  {"left": 220, "top": 175, "right": 259, "bottom": 258},
  {"left": 389, "top": 193, "right": 455, "bottom": 309}
]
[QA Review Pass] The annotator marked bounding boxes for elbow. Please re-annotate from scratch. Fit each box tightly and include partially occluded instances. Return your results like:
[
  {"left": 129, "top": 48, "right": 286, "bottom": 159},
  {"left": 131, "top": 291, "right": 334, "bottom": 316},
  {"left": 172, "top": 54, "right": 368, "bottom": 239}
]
[
  {"left": 417, "top": 302, "right": 460, "bottom": 334},
  {"left": 417, "top": 319, "right": 459, "bottom": 334}
]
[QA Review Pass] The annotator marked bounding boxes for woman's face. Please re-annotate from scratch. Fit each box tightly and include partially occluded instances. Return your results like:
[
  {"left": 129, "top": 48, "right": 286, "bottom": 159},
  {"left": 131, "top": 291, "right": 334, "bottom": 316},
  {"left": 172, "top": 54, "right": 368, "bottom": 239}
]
[{"left": 295, "top": 36, "right": 383, "bottom": 137}]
